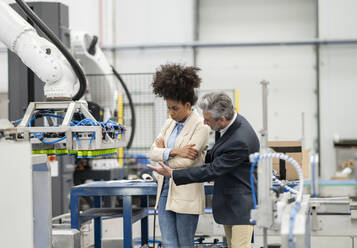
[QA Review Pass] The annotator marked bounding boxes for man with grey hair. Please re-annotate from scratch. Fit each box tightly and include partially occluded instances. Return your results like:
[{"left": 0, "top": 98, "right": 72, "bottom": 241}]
[{"left": 147, "top": 92, "right": 260, "bottom": 248}]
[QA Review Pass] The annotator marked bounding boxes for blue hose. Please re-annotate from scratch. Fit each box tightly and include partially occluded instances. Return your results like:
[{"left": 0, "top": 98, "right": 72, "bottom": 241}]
[
  {"left": 311, "top": 154, "right": 318, "bottom": 198},
  {"left": 250, "top": 157, "right": 259, "bottom": 209},
  {"left": 288, "top": 202, "right": 301, "bottom": 248}
]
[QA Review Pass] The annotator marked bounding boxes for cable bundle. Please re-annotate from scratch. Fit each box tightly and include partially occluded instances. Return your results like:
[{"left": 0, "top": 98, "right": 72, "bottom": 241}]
[
  {"left": 249, "top": 152, "right": 305, "bottom": 248},
  {"left": 13, "top": 111, "right": 126, "bottom": 158}
]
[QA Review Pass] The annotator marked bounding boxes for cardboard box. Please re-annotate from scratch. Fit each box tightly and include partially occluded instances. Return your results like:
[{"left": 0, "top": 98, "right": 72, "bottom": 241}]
[{"left": 268, "top": 141, "right": 310, "bottom": 180}]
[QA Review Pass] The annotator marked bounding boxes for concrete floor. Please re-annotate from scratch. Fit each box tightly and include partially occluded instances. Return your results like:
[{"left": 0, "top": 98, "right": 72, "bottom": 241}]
[
  {"left": 80, "top": 213, "right": 357, "bottom": 248},
  {"left": 81, "top": 214, "right": 226, "bottom": 248}
]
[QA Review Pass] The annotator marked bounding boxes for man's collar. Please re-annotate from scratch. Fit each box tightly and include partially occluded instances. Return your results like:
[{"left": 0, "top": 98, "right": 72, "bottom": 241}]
[{"left": 220, "top": 112, "right": 237, "bottom": 136}]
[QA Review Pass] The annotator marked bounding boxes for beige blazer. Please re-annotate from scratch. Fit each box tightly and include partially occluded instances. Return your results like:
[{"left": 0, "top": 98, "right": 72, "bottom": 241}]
[{"left": 149, "top": 111, "right": 210, "bottom": 214}]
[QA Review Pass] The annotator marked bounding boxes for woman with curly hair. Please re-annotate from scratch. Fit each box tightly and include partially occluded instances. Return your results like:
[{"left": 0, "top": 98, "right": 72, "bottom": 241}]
[{"left": 149, "top": 63, "right": 210, "bottom": 247}]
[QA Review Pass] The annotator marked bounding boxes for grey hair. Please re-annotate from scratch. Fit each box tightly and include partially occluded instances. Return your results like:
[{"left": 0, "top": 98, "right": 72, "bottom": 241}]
[{"left": 198, "top": 92, "right": 235, "bottom": 121}]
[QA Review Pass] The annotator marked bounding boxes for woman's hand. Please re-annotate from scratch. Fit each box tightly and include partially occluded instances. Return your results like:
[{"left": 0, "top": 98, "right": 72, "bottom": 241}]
[
  {"left": 155, "top": 138, "right": 165, "bottom": 148},
  {"left": 171, "top": 144, "right": 198, "bottom": 160}
]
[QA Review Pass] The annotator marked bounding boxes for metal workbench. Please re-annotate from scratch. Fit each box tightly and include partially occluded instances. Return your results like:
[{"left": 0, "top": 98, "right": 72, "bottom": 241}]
[{"left": 70, "top": 180, "right": 214, "bottom": 248}]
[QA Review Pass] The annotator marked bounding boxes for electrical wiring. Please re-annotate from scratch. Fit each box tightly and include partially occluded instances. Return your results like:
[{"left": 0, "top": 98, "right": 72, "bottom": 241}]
[
  {"left": 73, "top": 133, "right": 81, "bottom": 146},
  {"left": 288, "top": 201, "right": 301, "bottom": 248},
  {"left": 27, "top": 111, "right": 125, "bottom": 145},
  {"left": 12, "top": 118, "right": 22, "bottom": 125},
  {"left": 272, "top": 175, "right": 298, "bottom": 194},
  {"left": 250, "top": 156, "right": 299, "bottom": 211},
  {"left": 28, "top": 112, "right": 66, "bottom": 144},
  {"left": 89, "top": 132, "right": 95, "bottom": 146},
  {"left": 249, "top": 152, "right": 304, "bottom": 203},
  {"left": 32, "top": 132, "right": 66, "bottom": 144},
  {"left": 249, "top": 152, "right": 305, "bottom": 248}
]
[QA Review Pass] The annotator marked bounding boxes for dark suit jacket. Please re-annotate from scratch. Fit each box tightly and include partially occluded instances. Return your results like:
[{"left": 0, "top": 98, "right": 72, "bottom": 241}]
[{"left": 172, "top": 113, "right": 260, "bottom": 225}]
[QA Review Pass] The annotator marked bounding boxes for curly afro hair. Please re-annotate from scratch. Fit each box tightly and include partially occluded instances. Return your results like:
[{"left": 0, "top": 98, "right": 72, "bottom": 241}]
[{"left": 152, "top": 63, "right": 201, "bottom": 106}]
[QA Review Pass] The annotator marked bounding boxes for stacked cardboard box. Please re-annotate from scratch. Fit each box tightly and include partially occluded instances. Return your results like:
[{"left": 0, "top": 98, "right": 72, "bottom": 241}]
[{"left": 268, "top": 141, "right": 310, "bottom": 180}]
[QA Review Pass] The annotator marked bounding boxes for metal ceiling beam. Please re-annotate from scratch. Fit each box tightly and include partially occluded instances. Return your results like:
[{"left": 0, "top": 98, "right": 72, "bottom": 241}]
[{"left": 101, "top": 38, "right": 357, "bottom": 51}]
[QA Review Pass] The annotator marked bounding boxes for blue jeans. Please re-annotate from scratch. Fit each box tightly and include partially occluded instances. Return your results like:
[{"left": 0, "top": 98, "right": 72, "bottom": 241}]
[{"left": 158, "top": 195, "right": 199, "bottom": 248}]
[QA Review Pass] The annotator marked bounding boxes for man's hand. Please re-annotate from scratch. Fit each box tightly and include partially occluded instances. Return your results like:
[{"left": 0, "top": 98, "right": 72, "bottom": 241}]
[
  {"left": 146, "top": 161, "right": 172, "bottom": 178},
  {"left": 171, "top": 144, "right": 198, "bottom": 160},
  {"left": 155, "top": 138, "right": 165, "bottom": 148}
]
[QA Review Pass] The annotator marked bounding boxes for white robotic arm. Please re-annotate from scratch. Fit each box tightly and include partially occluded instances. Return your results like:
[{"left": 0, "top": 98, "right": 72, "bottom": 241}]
[
  {"left": 0, "top": 0, "right": 127, "bottom": 153},
  {"left": 71, "top": 32, "right": 135, "bottom": 148},
  {"left": 71, "top": 31, "right": 118, "bottom": 120},
  {"left": 0, "top": 1, "right": 77, "bottom": 99}
]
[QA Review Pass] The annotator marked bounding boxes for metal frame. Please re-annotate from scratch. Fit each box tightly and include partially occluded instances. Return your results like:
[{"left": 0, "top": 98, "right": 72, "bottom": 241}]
[
  {"left": 70, "top": 181, "right": 214, "bottom": 248},
  {"left": 101, "top": 38, "right": 357, "bottom": 51},
  {"left": 15, "top": 101, "right": 125, "bottom": 150},
  {"left": 255, "top": 195, "right": 357, "bottom": 247}
]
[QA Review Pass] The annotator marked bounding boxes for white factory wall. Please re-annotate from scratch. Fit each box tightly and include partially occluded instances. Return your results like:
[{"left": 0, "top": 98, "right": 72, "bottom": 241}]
[
  {"left": 197, "top": 0, "right": 317, "bottom": 151},
  {"left": 318, "top": 0, "right": 357, "bottom": 179},
  {"left": 107, "top": 0, "right": 195, "bottom": 72}
]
